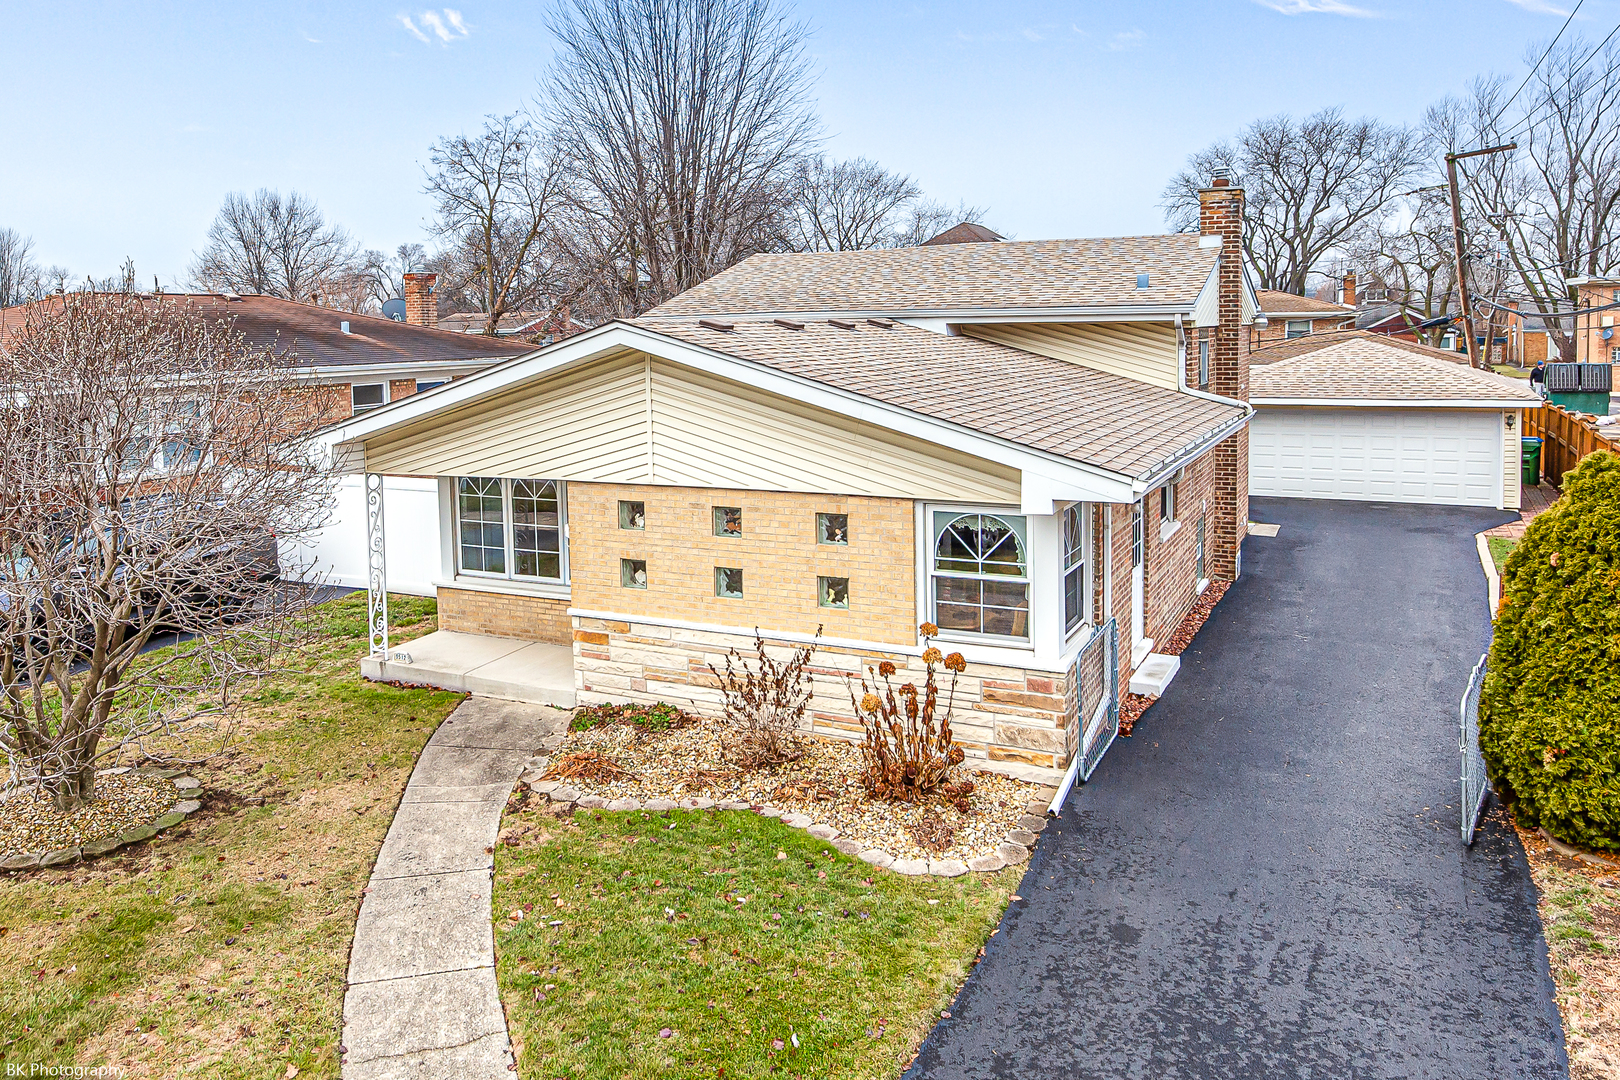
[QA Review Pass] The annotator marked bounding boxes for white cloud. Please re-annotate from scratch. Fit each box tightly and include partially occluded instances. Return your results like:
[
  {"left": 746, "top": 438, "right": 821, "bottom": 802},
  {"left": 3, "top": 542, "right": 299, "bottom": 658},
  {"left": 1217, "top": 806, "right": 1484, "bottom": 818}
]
[
  {"left": 1253, "top": 0, "right": 1378, "bottom": 15},
  {"left": 1502, "top": 0, "right": 1570, "bottom": 13},
  {"left": 400, "top": 9, "right": 471, "bottom": 45},
  {"left": 1109, "top": 28, "right": 1146, "bottom": 50},
  {"left": 398, "top": 15, "right": 430, "bottom": 43}
]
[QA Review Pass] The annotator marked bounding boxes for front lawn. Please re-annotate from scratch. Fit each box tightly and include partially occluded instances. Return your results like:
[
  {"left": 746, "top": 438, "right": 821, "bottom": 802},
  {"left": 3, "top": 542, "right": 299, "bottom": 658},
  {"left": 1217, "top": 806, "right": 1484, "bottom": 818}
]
[
  {"left": 0, "top": 592, "right": 459, "bottom": 1078},
  {"left": 1488, "top": 536, "right": 1519, "bottom": 575},
  {"left": 492, "top": 795, "right": 1018, "bottom": 1079}
]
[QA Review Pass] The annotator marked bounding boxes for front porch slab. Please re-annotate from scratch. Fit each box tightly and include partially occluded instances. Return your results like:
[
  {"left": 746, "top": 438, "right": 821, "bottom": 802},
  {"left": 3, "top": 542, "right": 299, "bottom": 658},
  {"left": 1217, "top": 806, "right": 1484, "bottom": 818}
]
[{"left": 360, "top": 629, "right": 577, "bottom": 707}]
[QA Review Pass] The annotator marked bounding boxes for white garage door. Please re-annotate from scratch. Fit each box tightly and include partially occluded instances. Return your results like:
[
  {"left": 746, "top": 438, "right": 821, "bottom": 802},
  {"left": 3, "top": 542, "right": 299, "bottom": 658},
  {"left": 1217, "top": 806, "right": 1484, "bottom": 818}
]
[{"left": 1250, "top": 408, "right": 1502, "bottom": 507}]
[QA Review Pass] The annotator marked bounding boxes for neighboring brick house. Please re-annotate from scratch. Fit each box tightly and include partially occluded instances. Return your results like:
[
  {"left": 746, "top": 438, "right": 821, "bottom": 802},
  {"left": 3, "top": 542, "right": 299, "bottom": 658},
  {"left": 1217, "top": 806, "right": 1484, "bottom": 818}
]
[
  {"left": 1567, "top": 277, "right": 1620, "bottom": 373},
  {"left": 329, "top": 177, "right": 1258, "bottom": 785},
  {"left": 1251, "top": 286, "right": 1357, "bottom": 349}
]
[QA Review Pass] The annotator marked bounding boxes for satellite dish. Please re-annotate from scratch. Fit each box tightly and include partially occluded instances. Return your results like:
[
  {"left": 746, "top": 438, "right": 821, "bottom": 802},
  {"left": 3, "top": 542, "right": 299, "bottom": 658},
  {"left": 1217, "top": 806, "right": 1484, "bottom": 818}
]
[
  {"left": 1603, "top": 328, "right": 1613, "bottom": 340},
  {"left": 381, "top": 298, "right": 407, "bottom": 322}
]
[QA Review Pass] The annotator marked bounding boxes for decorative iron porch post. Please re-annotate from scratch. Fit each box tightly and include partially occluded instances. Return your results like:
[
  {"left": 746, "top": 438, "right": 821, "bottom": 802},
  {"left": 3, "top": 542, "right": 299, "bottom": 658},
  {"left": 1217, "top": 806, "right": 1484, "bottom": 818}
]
[{"left": 366, "top": 473, "right": 388, "bottom": 659}]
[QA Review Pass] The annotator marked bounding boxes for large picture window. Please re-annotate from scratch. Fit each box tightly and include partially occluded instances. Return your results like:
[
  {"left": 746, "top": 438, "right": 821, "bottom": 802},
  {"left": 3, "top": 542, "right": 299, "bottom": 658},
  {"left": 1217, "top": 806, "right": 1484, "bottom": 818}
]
[
  {"left": 1063, "top": 505, "right": 1087, "bottom": 634},
  {"left": 456, "top": 476, "right": 567, "bottom": 582},
  {"left": 930, "top": 510, "right": 1030, "bottom": 640}
]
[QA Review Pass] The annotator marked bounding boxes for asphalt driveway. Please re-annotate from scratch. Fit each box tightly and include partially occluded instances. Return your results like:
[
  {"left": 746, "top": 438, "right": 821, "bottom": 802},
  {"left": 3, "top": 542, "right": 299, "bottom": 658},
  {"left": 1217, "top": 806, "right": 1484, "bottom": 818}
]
[{"left": 907, "top": 497, "right": 1567, "bottom": 1080}]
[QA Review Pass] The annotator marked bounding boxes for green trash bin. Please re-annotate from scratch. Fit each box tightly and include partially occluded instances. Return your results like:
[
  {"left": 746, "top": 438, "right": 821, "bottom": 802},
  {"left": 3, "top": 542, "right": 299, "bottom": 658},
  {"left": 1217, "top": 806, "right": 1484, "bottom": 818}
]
[{"left": 1521, "top": 436, "right": 1543, "bottom": 488}]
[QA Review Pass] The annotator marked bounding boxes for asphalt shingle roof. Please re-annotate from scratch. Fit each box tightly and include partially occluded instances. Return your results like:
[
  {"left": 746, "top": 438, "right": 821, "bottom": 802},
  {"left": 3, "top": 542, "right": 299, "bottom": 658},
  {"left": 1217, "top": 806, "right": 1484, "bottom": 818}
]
[
  {"left": 1256, "top": 289, "right": 1355, "bottom": 315},
  {"left": 635, "top": 317, "right": 1245, "bottom": 479},
  {"left": 645, "top": 235, "right": 1221, "bottom": 318},
  {"left": 1249, "top": 330, "right": 1540, "bottom": 402}
]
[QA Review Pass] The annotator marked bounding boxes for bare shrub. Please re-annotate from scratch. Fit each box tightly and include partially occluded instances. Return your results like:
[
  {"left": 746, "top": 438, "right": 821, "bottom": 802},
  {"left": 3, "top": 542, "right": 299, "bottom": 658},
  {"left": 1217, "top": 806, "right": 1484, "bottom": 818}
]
[
  {"left": 708, "top": 627, "right": 819, "bottom": 768},
  {"left": 850, "top": 623, "right": 967, "bottom": 802}
]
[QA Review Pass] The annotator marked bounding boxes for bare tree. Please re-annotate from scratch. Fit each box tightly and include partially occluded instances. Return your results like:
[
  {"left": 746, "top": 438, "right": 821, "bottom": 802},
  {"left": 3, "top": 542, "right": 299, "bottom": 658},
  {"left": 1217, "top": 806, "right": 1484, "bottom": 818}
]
[
  {"left": 546, "top": 0, "right": 819, "bottom": 314},
  {"left": 1351, "top": 188, "right": 1461, "bottom": 347},
  {"left": 783, "top": 156, "right": 920, "bottom": 251},
  {"left": 1163, "top": 108, "right": 1425, "bottom": 295},
  {"left": 424, "top": 115, "right": 569, "bottom": 334},
  {"left": 1429, "top": 37, "right": 1620, "bottom": 362},
  {"left": 891, "top": 198, "right": 995, "bottom": 247},
  {"left": 0, "top": 292, "right": 332, "bottom": 811},
  {"left": 0, "top": 228, "right": 42, "bottom": 306},
  {"left": 188, "top": 189, "right": 365, "bottom": 307},
  {"left": 358, "top": 243, "right": 429, "bottom": 310}
]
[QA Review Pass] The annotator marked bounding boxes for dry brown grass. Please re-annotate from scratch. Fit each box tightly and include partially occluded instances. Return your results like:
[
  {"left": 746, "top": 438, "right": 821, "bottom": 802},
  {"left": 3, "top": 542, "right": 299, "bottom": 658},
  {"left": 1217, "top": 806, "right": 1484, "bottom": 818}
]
[{"left": 1519, "top": 824, "right": 1620, "bottom": 1079}]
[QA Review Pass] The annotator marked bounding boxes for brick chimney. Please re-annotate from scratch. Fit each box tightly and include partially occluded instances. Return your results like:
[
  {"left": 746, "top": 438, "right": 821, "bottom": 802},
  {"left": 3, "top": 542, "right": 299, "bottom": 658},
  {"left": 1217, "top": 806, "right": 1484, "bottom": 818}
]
[
  {"left": 1198, "top": 172, "right": 1248, "bottom": 580},
  {"left": 403, "top": 273, "right": 438, "bottom": 328},
  {"left": 1339, "top": 271, "right": 1358, "bottom": 308}
]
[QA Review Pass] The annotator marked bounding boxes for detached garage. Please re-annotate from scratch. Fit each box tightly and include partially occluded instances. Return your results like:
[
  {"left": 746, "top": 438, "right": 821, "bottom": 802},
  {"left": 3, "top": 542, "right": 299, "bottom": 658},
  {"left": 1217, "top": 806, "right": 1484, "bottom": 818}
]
[{"left": 1248, "top": 332, "right": 1542, "bottom": 510}]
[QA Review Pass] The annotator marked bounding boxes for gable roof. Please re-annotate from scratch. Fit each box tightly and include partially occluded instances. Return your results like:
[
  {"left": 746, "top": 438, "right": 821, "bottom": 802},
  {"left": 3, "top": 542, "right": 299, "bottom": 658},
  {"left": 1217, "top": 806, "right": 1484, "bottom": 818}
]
[
  {"left": 1248, "top": 330, "right": 1540, "bottom": 405},
  {"left": 644, "top": 235, "right": 1223, "bottom": 319},
  {"left": 633, "top": 318, "right": 1246, "bottom": 479},
  {"left": 922, "top": 222, "right": 1006, "bottom": 245},
  {"left": 0, "top": 294, "right": 535, "bottom": 370},
  {"left": 1256, "top": 289, "right": 1356, "bottom": 316}
]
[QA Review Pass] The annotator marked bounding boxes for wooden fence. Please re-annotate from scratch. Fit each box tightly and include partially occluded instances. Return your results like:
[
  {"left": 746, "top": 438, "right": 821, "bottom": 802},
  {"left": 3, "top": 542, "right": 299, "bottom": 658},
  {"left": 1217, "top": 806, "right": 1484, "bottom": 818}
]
[{"left": 1524, "top": 403, "right": 1617, "bottom": 486}]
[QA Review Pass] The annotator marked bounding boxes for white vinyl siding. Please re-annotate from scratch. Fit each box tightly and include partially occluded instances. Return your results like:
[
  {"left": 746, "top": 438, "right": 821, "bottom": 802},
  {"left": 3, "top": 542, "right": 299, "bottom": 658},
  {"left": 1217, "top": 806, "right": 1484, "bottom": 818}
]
[
  {"left": 1249, "top": 407, "right": 1503, "bottom": 507},
  {"left": 960, "top": 322, "right": 1180, "bottom": 391},
  {"left": 1501, "top": 410, "right": 1522, "bottom": 510},
  {"left": 363, "top": 352, "right": 1021, "bottom": 503}
]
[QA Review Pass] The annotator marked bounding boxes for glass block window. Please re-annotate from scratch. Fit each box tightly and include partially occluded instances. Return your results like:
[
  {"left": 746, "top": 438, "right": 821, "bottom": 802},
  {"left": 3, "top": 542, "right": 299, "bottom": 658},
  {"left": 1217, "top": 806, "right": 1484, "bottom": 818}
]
[
  {"left": 715, "top": 566, "right": 744, "bottom": 599},
  {"left": 1063, "top": 505, "right": 1086, "bottom": 633},
  {"left": 818, "top": 575, "right": 850, "bottom": 609},
  {"left": 621, "top": 558, "right": 647, "bottom": 589},
  {"left": 929, "top": 511, "right": 1029, "bottom": 639},
  {"left": 511, "top": 479, "right": 561, "bottom": 579},
  {"left": 713, "top": 506, "right": 742, "bottom": 537},
  {"left": 455, "top": 476, "right": 567, "bottom": 582},
  {"left": 618, "top": 500, "right": 645, "bottom": 530},
  {"left": 817, "top": 513, "right": 849, "bottom": 545},
  {"left": 457, "top": 477, "right": 506, "bottom": 574}
]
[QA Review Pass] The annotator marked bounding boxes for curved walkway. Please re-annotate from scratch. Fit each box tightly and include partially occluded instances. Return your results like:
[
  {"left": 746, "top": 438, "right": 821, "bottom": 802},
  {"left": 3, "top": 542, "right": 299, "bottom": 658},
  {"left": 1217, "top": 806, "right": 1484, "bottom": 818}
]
[
  {"left": 341, "top": 696, "right": 569, "bottom": 1079},
  {"left": 907, "top": 498, "right": 1567, "bottom": 1080}
]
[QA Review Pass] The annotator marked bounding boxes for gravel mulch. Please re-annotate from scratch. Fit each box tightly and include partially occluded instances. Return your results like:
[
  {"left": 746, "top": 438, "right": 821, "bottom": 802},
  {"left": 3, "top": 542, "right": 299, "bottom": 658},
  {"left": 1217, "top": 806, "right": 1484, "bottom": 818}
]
[
  {"left": 1161, "top": 581, "right": 1230, "bottom": 656},
  {"left": 546, "top": 718, "right": 1044, "bottom": 864},
  {"left": 0, "top": 771, "right": 181, "bottom": 857}
]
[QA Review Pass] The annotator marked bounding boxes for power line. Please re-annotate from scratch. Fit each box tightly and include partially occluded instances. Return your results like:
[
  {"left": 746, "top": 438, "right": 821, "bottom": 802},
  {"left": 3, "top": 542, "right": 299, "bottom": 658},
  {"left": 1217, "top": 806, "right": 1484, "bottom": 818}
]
[
  {"left": 1499, "top": 18, "right": 1620, "bottom": 144},
  {"left": 1494, "top": 0, "right": 1587, "bottom": 127}
]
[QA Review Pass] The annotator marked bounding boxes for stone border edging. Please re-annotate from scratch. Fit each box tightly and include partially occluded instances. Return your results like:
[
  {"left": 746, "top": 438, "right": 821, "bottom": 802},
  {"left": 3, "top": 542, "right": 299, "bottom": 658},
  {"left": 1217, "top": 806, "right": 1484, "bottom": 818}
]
[
  {"left": 1539, "top": 827, "right": 1620, "bottom": 870},
  {"left": 521, "top": 763, "right": 1055, "bottom": 877},
  {"left": 0, "top": 767, "right": 203, "bottom": 871}
]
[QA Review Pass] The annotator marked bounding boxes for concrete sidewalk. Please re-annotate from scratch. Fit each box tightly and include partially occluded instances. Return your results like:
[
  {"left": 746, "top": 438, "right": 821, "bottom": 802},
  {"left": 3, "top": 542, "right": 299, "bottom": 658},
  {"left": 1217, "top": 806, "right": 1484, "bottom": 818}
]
[{"left": 341, "top": 696, "right": 570, "bottom": 1079}]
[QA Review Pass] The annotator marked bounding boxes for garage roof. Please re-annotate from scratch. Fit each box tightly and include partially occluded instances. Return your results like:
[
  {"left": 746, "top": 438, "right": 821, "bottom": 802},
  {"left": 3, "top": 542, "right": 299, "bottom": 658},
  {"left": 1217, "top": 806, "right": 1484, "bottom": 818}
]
[{"left": 1249, "top": 331, "right": 1541, "bottom": 406}]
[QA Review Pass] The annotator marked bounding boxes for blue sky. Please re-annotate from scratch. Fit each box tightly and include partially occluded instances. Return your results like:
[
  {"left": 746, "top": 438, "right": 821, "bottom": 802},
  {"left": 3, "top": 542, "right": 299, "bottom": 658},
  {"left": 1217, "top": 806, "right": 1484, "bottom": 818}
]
[{"left": 1, "top": 0, "right": 1603, "bottom": 287}]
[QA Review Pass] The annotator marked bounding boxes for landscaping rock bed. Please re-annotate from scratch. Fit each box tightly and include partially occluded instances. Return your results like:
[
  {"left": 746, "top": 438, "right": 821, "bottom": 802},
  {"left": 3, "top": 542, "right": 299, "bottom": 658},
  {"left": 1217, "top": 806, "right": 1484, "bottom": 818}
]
[
  {"left": 520, "top": 716, "right": 1056, "bottom": 875},
  {"left": 0, "top": 768, "right": 202, "bottom": 870}
]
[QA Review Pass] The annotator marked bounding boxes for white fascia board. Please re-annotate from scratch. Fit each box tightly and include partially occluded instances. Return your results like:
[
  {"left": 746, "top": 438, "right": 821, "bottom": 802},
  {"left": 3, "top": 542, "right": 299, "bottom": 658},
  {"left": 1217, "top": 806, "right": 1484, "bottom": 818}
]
[
  {"left": 328, "top": 320, "right": 1144, "bottom": 502},
  {"left": 648, "top": 305, "right": 1195, "bottom": 324},
  {"left": 299, "top": 359, "right": 497, "bottom": 382},
  {"left": 1252, "top": 396, "right": 1542, "bottom": 409}
]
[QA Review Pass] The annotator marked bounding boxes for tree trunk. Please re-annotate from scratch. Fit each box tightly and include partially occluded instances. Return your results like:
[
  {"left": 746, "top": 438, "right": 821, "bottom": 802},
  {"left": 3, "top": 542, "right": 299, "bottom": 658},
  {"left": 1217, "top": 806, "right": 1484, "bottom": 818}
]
[{"left": 49, "top": 765, "right": 97, "bottom": 812}]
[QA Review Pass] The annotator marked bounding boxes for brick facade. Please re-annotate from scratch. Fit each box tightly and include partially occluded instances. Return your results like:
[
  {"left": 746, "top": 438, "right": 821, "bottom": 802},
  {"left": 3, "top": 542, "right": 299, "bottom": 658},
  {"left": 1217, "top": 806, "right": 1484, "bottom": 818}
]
[
  {"left": 1199, "top": 179, "right": 1250, "bottom": 581},
  {"left": 438, "top": 585, "right": 572, "bottom": 645},
  {"left": 1141, "top": 452, "right": 1215, "bottom": 644},
  {"left": 389, "top": 379, "right": 418, "bottom": 404},
  {"left": 571, "top": 616, "right": 1076, "bottom": 784},
  {"left": 1249, "top": 313, "right": 1356, "bottom": 350},
  {"left": 567, "top": 482, "right": 919, "bottom": 648}
]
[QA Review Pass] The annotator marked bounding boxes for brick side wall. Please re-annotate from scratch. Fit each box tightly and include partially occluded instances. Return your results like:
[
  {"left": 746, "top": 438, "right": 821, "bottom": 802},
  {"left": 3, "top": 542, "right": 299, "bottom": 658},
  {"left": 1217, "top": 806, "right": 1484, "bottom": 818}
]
[
  {"left": 389, "top": 379, "right": 418, "bottom": 403},
  {"left": 1199, "top": 181, "right": 1250, "bottom": 582},
  {"left": 438, "top": 586, "right": 572, "bottom": 645},
  {"left": 1142, "top": 453, "right": 1215, "bottom": 644},
  {"left": 568, "top": 482, "right": 918, "bottom": 648},
  {"left": 287, "top": 383, "right": 352, "bottom": 433},
  {"left": 572, "top": 616, "right": 1074, "bottom": 784},
  {"left": 1249, "top": 317, "right": 1355, "bottom": 349}
]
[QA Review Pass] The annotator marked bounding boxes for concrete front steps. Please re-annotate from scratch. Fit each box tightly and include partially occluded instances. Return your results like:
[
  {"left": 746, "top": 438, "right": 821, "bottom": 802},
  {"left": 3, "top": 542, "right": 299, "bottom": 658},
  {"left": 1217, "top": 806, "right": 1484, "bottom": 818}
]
[
  {"left": 1128, "top": 652, "right": 1181, "bottom": 697},
  {"left": 360, "top": 630, "right": 578, "bottom": 708}
]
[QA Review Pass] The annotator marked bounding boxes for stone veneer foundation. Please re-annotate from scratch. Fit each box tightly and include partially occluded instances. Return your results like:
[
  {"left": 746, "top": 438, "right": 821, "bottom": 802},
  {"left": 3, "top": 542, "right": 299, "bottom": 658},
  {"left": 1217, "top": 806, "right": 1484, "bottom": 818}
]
[{"left": 572, "top": 614, "right": 1081, "bottom": 785}]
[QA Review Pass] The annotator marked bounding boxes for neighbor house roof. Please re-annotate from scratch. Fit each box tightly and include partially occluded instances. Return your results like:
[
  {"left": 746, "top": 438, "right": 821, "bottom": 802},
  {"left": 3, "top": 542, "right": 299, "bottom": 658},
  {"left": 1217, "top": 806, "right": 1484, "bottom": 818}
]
[
  {"left": 644, "top": 235, "right": 1223, "bottom": 318},
  {"left": 0, "top": 294, "right": 534, "bottom": 370},
  {"left": 435, "top": 310, "right": 588, "bottom": 338},
  {"left": 1248, "top": 330, "right": 1540, "bottom": 405},
  {"left": 634, "top": 317, "right": 1247, "bottom": 479},
  {"left": 1255, "top": 289, "right": 1356, "bottom": 317},
  {"left": 921, "top": 222, "right": 1006, "bottom": 245}
]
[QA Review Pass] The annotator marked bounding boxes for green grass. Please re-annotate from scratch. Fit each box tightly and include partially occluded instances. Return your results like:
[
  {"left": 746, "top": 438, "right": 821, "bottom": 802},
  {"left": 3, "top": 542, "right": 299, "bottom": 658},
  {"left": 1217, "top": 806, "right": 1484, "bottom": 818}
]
[
  {"left": 1488, "top": 536, "right": 1520, "bottom": 575},
  {"left": 0, "top": 592, "right": 460, "bottom": 1078},
  {"left": 1493, "top": 364, "right": 1532, "bottom": 379},
  {"left": 492, "top": 798, "right": 1017, "bottom": 1080}
]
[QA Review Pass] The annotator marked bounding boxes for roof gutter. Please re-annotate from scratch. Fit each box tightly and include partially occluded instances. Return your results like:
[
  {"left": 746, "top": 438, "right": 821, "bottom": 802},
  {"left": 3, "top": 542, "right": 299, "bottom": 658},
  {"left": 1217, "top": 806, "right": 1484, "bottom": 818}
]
[
  {"left": 646, "top": 304, "right": 1198, "bottom": 324},
  {"left": 1252, "top": 396, "right": 1541, "bottom": 409},
  {"left": 1145, "top": 312, "right": 1254, "bottom": 493}
]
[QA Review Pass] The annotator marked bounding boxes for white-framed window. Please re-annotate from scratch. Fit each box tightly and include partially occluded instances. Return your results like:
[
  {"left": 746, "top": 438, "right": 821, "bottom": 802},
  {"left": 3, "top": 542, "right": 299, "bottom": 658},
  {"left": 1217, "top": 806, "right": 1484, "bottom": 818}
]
[
  {"left": 1197, "top": 328, "right": 1210, "bottom": 388},
  {"left": 351, "top": 382, "right": 388, "bottom": 413},
  {"left": 1159, "top": 471, "right": 1183, "bottom": 540},
  {"left": 1062, "top": 504, "right": 1087, "bottom": 634},
  {"left": 1285, "top": 319, "right": 1311, "bottom": 339},
  {"left": 455, "top": 476, "right": 566, "bottom": 582},
  {"left": 1611, "top": 345, "right": 1620, "bottom": 364},
  {"left": 929, "top": 509, "right": 1030, "bottom": 641}
]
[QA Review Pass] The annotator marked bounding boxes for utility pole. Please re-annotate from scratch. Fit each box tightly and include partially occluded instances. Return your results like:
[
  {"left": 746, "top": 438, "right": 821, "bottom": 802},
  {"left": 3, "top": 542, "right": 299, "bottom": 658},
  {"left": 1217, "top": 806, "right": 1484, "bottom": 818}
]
[{"left": 1446, "top": 143, "right": 1516, "bottom": 369}]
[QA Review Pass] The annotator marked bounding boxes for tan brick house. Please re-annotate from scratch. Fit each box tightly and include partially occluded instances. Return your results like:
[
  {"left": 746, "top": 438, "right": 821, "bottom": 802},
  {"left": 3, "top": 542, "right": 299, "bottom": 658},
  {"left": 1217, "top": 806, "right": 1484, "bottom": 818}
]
[
  {"left": 1251, "top": 288, "right": 1357, "bottom": 349},
  {"left": 328, "top": 180, "right": 1258, "bottom": 785}
]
